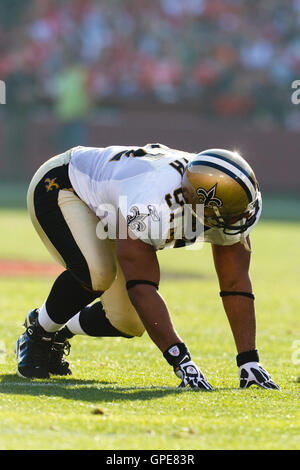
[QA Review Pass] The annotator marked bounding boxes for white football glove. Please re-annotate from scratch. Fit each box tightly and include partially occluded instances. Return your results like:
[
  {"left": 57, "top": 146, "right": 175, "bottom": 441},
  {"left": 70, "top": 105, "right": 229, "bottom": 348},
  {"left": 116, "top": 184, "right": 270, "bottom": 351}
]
[
  {"left": 174, "top": 357, "right": 214, "bottom": 390},
  {"left": 239, "top": 362, "right": 280, "bottom": 390},
  {"left": 163, "top": 343, "right": 213, "bottom": 390}
]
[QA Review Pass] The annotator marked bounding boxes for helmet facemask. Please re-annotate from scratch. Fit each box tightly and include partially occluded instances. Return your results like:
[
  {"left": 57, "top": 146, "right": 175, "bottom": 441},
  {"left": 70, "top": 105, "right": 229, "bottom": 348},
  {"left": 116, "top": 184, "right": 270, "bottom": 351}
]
[{"left": 205, "top": 197, "right": 260, "bottom": 235}]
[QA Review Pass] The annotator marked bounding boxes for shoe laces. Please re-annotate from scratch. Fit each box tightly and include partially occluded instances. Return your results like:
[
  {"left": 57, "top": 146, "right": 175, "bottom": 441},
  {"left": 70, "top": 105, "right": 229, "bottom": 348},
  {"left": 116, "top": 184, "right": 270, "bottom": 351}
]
[{"left": 52, "top": 340, "right": 71, "bottom": 357}]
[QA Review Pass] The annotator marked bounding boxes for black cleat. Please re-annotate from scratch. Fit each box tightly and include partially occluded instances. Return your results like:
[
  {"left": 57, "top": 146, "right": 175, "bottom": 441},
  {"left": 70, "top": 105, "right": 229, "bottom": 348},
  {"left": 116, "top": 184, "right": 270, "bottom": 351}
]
[
  {"left": 23, "top": 308, "right": 72, "bottom": 376},
  {"left": 23, "top": 308, "right": 39, "bottom": 328},
  {"left": 16, "top": 320, "right": 54, "bottom": 379},
  {"left": 49, "top": 335, "right": 72, "bottom": 376}
]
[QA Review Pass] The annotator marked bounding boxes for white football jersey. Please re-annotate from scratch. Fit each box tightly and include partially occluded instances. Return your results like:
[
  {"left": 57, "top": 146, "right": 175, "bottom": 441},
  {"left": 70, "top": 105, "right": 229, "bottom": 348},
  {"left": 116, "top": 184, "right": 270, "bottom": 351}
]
[{"left": 68, "top": 144, "right": 261, "bottom": 250}]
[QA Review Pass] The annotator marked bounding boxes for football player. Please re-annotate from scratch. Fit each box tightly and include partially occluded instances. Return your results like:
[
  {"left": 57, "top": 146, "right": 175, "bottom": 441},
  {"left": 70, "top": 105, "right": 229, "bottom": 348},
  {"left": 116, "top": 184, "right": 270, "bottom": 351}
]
[{"left": 16, "top": 144, "right": 280, "bottom": 390}]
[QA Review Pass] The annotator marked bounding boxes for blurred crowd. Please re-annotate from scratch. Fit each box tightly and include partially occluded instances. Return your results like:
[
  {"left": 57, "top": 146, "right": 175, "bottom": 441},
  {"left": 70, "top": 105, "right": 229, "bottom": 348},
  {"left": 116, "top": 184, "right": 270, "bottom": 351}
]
[{"left": 1, "top": 0, "right": 300, "bottom": 130}]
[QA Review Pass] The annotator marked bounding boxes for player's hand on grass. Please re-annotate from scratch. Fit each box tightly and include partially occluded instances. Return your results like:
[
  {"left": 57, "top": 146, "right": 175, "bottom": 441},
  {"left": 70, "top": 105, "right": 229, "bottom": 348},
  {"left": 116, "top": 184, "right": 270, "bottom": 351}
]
[
  {"left": 239, "top": 362, "right": 280, "bottom": 390},
  {"left": 174, "top": 357, "right": 213, "bottom": 390},
  {"left": 163, "top": 343, "right": 213, "bottom": 390},
  {"left": 236, "top": 351, "right": 280, "bottom": 390}
]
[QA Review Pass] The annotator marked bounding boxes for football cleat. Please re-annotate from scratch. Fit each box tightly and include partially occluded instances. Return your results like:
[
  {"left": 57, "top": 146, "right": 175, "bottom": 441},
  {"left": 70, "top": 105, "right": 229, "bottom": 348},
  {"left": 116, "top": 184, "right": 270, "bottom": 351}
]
[
  {"left": 182, "top": 149, "right": 261, "bottom": 250},
  {"left": 16, "top": 320, "right": 54, "bottom": 379},
  {"left": 23, "top": 308, "right": 39, "bottom": 328},
  {"left": 49, "top": 335, "right": 72, "bottom": 376},
  {"left": 23, "top": 308, "right": 72, "bottom": 376}
]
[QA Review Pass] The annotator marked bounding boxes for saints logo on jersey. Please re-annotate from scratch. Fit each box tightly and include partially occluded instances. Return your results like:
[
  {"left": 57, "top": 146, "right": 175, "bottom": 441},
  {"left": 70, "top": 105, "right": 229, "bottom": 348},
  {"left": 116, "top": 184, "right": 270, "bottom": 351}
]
[
  {"left": 196, "top": 184, "right": 223, "bottom": 208},
  {"left": 127, "top": 206, "right": 149, "bottom": 232},
  {"left": 127, "top": 205, "right": 160, "bottom": 232}
]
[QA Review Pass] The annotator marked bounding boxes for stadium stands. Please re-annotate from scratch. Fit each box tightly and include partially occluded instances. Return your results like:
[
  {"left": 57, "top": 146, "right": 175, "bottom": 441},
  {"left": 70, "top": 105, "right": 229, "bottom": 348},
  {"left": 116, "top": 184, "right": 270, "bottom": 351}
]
[{"left": 0, "top": 0, "right": 299, "bottom": 126}]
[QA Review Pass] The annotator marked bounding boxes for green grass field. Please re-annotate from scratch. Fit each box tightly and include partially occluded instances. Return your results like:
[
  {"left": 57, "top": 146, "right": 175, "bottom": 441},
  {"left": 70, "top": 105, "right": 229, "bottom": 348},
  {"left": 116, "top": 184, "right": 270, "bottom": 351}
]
[{"left": 0, "top": 209, "right": 299, "bottom": 450}]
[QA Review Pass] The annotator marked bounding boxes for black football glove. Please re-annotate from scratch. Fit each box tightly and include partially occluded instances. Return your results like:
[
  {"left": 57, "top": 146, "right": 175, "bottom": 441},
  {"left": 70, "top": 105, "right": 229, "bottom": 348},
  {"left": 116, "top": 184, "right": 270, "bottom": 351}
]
[
  {"left": 163, "top": 343, "right": 213, "bottom": 390},
  {"left": 237, "top": 350, "right": 280, "bottom": 390}
]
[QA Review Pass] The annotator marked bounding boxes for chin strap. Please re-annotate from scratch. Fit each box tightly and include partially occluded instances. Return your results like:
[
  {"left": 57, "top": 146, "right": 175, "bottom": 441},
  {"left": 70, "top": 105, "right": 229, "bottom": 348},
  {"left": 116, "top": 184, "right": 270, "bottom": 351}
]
[{"left": 213, "top": 207, "right": 252, "bottom": 252}]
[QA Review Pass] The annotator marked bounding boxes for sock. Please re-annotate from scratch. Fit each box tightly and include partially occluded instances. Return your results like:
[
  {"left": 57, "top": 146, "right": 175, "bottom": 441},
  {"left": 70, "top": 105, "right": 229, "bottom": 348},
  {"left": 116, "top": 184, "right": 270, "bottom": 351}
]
[
  {"left": 44, "top": 270, "right": 101, "bottom": 326},
  {"left": 38, "top": 301, "right": 65, "bottom": 333},
  {"left": 54, "top": 326, "right": 74, "bottom": 343},
  {"left": 65, "top": 301, "right": 133, "bottom": 338},
  {"left": 65, "top": 313, "right": 85, "bottom": 336}
]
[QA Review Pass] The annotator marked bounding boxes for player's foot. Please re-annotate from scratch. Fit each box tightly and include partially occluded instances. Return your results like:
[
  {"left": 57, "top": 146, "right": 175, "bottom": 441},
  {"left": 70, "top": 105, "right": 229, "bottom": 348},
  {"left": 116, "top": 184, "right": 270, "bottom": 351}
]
[
  {"left": 16, "top": 320, "right": 54, "bottom": 379},
  {"left": 24, "top": 308, "right": 72, "bottom": 376}
]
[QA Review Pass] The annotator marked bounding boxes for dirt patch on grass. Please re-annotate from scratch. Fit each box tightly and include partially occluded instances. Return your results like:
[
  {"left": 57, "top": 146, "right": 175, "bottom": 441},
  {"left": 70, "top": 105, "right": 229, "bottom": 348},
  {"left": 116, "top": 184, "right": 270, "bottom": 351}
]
[
  {"left": 0, "top": 259, "right": 210, "bottom": 281},
  {"left": 0, "top": 259, "right": 63, "bottom": 277}
]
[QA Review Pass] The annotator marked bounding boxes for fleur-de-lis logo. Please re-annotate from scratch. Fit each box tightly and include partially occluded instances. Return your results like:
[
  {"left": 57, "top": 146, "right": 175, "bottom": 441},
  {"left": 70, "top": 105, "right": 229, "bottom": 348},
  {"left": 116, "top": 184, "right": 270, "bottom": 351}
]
[
  {"left": 147, "top": 205, "right": 160, "bottom": 222},
  {"left": 127, "top": 205, "right": 160, "bottom": 232},
  {"left": 127, "top": 206, "right": 149, "bottom": 232},
  {"left": 45, "top": 178, "right": 59, "bottom": 192},
  {"left": 196, "top": 184, "right": 223, "bottom": 208}
]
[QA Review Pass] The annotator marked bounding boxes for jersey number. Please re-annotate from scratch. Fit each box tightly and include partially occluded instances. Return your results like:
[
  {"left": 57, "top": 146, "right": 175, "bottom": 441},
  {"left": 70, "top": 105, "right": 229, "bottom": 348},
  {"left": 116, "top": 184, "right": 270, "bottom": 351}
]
[
  {"left": 110, "top": 148, "right": 147, "bottom": 161},
  {"left": 165, "top": 188, "right": 185, "bottom": 209}
]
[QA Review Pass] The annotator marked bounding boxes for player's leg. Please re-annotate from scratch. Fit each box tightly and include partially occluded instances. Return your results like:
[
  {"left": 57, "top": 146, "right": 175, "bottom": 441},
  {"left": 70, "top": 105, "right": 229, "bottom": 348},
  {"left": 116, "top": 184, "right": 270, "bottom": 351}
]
[
  {"left": 22, "top": 256, "right": 146, "bottom": 376},
  {"left": 25, "top": 259, "right": 145, "bottom": 345},
  {"left": 21, "top": 250, "right": 145, "bottom": 378},
  {"left": 55, "top": 259, "right": 146, "bottom": 341},
  {"left": 24, "top": 300, "right": 135, "bottom": 376},
  {"left": 16, "top": 152, "right": 118, "bottom": 378}
]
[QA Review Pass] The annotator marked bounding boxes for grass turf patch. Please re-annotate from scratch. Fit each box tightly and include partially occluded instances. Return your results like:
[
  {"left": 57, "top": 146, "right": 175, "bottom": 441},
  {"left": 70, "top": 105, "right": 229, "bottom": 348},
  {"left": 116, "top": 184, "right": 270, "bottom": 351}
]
[{"left": 0, "top": 210, "right": 299, "bottom": 450}]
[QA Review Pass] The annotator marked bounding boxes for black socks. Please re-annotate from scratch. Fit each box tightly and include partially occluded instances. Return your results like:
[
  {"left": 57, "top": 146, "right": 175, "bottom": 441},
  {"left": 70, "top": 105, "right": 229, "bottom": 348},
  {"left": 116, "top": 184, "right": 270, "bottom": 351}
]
[{"left": 46, "top": 270, "right": 101, "bottom": 325}]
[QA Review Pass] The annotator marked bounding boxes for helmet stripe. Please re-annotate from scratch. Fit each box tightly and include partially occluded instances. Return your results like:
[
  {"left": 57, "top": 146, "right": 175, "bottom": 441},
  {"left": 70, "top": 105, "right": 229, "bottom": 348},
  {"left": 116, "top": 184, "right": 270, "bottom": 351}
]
[
  {"left": 191, "top": 154, "right": 256, "bottom": 201},
  {"left": 189, "top": 160, "right": 253, "bottom": 202},
  {"left": 199, "top": 152, "right": 257, "bottom": 190}
]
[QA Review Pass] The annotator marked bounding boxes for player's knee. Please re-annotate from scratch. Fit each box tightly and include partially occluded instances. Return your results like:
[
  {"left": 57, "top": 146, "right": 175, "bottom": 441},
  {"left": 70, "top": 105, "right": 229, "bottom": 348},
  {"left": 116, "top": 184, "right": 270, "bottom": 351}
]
[
  {"left": 134, "top": 328, "right": 145, "bottom": 338},
  {"left": 121, "top": 323, "right": 145, "bottom": 338},
  {"left": 120, "top": 332, "right": 134, "bottom": 339},
  {"left": 89, "top": 264, "right": 117, "bottom": 292},
  {"left": 68, "top": 262, "right": 115, "bottom": 294}
]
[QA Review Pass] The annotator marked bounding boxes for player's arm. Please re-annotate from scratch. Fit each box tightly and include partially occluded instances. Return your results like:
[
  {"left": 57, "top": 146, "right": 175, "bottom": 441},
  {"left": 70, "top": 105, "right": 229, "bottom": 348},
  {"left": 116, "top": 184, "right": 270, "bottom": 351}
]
[
  {"left": 116, "top": 234, "right": 213, "bottom": 389},
  {"left": 212, "top": 237, "right": 255, "bottom": 354},
  {"left": 212, "top": 238, "right": 280, "bottom": 389},
  {"left": 116, "top": 234, "right": 181, "bottom": 352}
]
